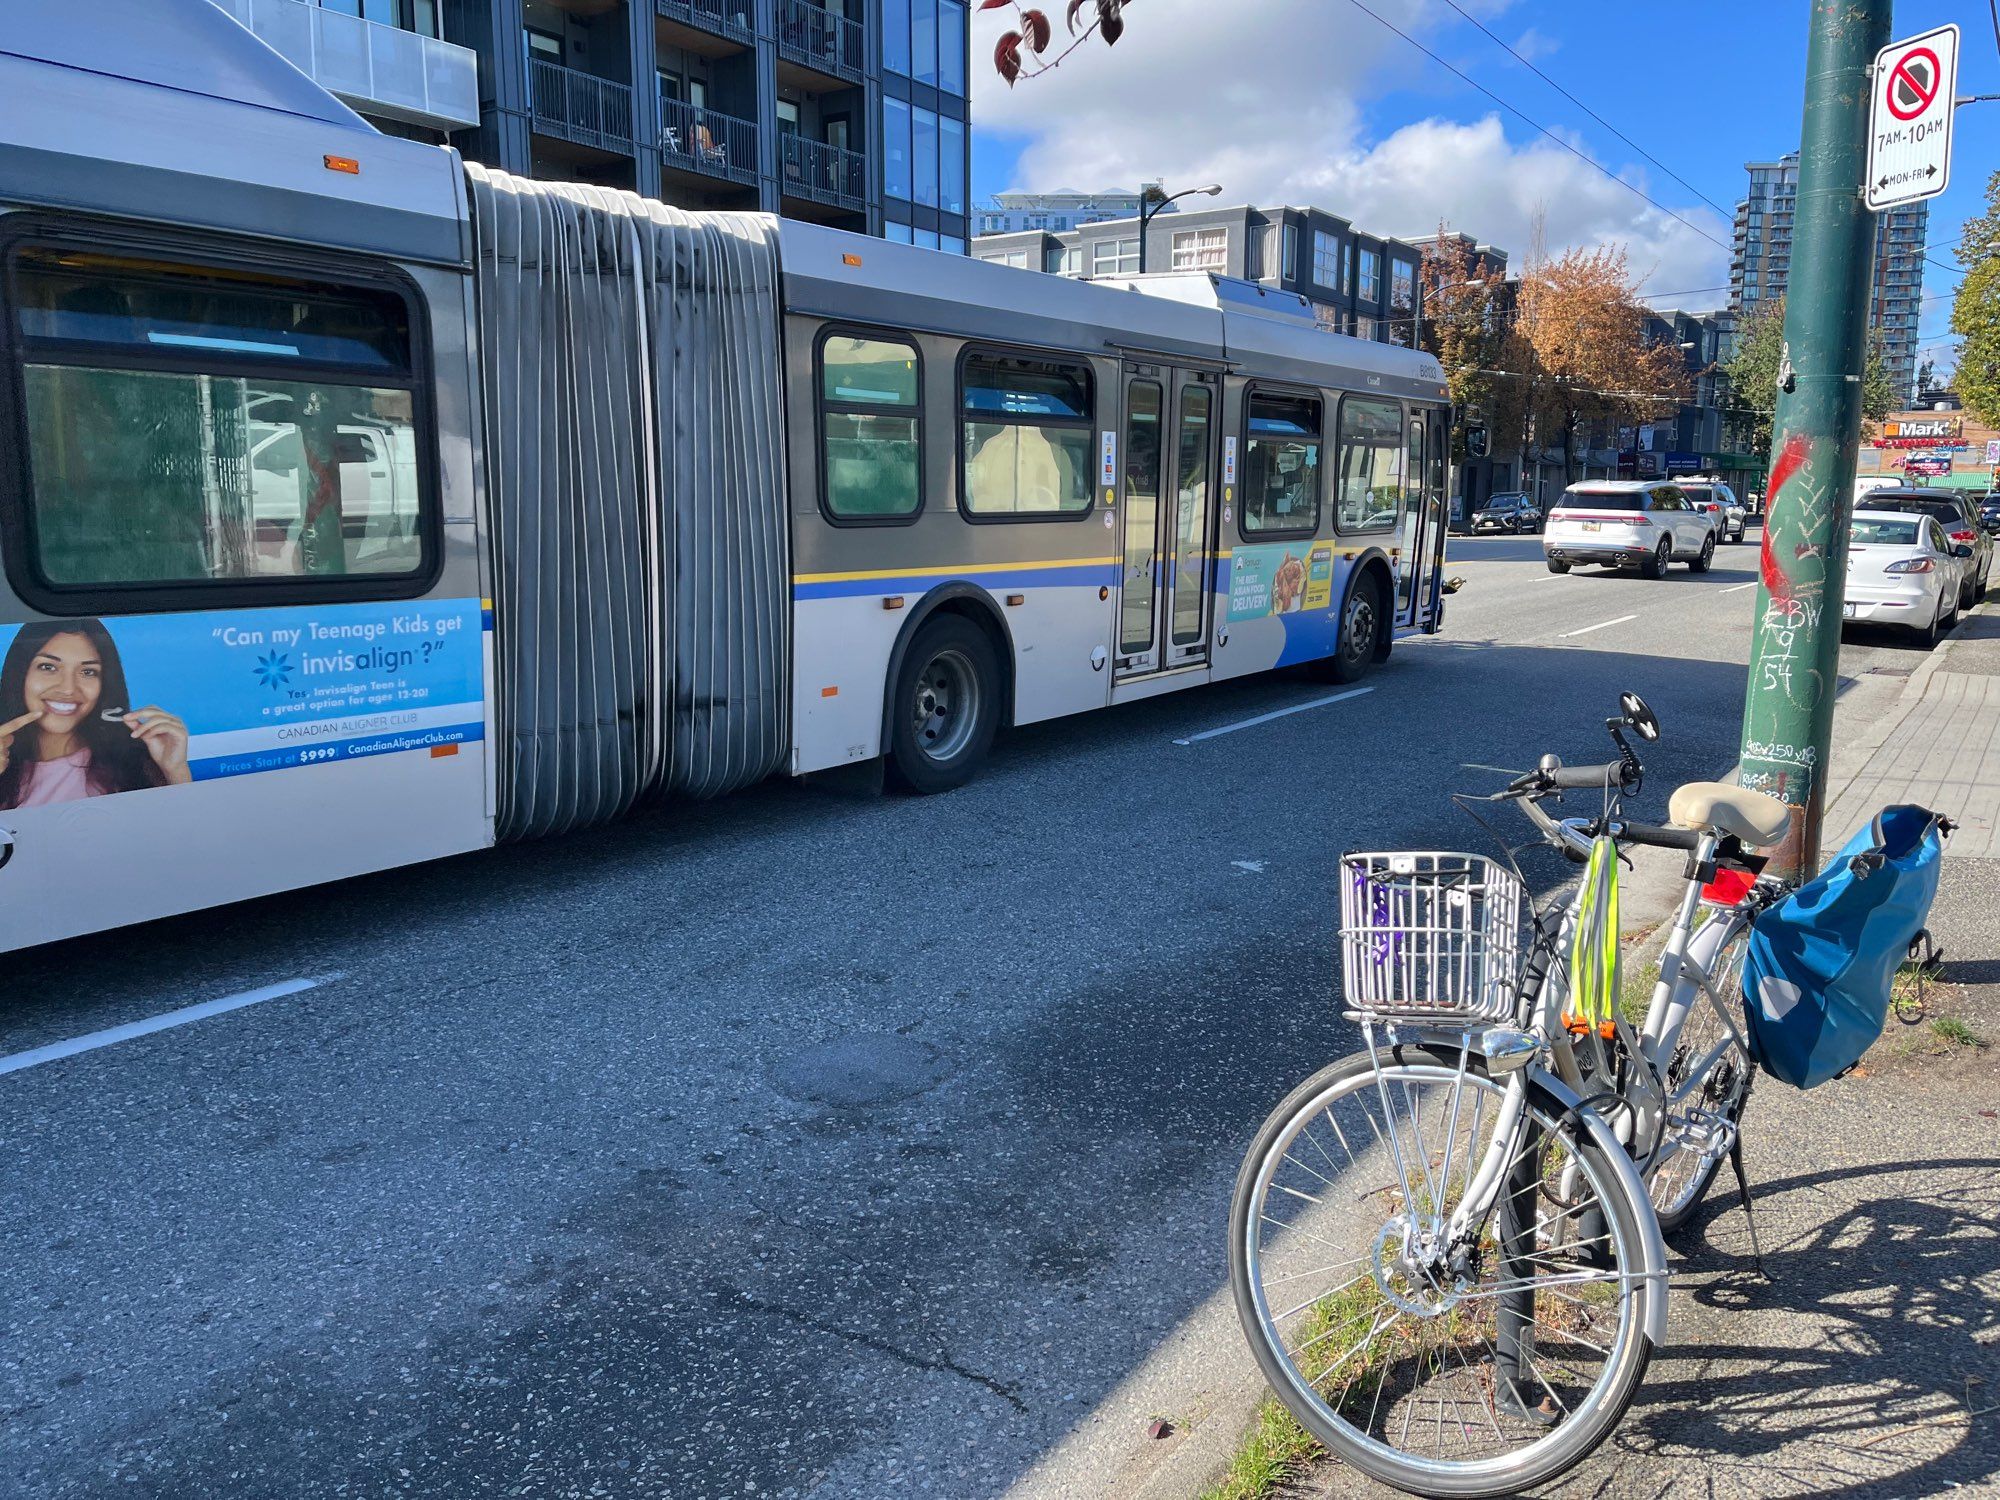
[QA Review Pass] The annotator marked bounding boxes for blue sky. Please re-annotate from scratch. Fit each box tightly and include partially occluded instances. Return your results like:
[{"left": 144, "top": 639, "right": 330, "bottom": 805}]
[{"left": 970, "top": 0, "right": 1994, "bottom": 375}]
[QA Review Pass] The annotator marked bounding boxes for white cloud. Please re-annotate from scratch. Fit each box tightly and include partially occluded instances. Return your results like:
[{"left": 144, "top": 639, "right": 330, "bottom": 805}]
[
  {"left": 972, "top": 0, "right": 1729, "bottom": 301},
  {"left": 1509, "top": 26, "right": 1559, "bottom": 63}
]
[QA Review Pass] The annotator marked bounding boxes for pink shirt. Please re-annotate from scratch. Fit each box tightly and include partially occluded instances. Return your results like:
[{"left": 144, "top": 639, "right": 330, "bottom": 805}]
[{"left": 16, "top": 749, "right": 94, "bottom": 807}]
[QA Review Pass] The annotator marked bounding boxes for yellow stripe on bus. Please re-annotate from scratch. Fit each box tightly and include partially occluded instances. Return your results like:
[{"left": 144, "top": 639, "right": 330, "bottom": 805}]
[{"left": 792, "top": 557, "right": 1118, "bottom": 584}]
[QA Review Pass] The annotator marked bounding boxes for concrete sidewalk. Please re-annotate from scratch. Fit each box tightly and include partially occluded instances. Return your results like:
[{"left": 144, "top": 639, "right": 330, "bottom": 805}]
[{"left": 1287, "top": 604, "right": 2000, "bottom": 1500}]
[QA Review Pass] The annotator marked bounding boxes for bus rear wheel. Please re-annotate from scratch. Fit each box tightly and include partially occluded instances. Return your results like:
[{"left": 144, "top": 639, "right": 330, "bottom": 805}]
[{"left": 888, "top": 616, "right": 1000, "bottom": 794}]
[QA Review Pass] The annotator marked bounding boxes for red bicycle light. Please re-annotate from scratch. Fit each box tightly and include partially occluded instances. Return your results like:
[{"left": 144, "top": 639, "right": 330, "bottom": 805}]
[{"left": 1701, "top": 867, "right": 1755, "bottom": 907}]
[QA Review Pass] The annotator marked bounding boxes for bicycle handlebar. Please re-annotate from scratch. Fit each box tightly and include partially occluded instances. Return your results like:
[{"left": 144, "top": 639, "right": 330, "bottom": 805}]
[
  {"left": 1612, "top": 819, "right": 1702, "bottom": 853},
  {"left": 1545, "top": 762, "right": 1624, "bottom": 791}
]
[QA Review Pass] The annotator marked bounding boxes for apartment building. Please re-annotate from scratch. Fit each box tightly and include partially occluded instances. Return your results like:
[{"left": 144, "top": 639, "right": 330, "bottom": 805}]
[
  {"left": 973, "top": 203, "right": 1456, "bottom": 348},
  {"left": 973, "top": 186, "right": 1170, "bottom": 237},
  {"left": 216, "top": 0, "right": 972, "bottom": 248},
  {"left": 1732, "top": 150, "right": 1926, "bottom": 403}
]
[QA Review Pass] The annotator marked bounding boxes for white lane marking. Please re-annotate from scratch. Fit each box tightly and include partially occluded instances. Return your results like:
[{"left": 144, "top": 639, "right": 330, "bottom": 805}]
[
  {"left": 1174, "top": 686, "right": 1375, "bottom": 745},
  {"left": 1232, "top": 860, "right": 1267, "bottom": 875},
  {"left": 0, "top": 977, "right": 329, "bottom": 1078},
  {"left": 1558, "top": 614, "right": 1639, "bottom": 639},
  {"left": 1720, "top": 581, "right": 1759, "bottom": 594}
]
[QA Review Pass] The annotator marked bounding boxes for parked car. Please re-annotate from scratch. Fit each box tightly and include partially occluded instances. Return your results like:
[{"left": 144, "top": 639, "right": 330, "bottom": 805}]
[
  {"left": 1544, "top": 480, "right": 1716, "bottom": 578},
  {"left": 1468, "top": 491, "right": 1543, "bottom": 534},
  {"left": 1842, "top": 509, "right": 1973, "bottom": 647},
  {"left": 1980, "top": 493, "right": 2000, "bottom": 535},
  {"left": 1856, "top": 488, "right": 1993, "bottom": 608},
  {"left": 1680, "top": 479, "right": 1745, "bottom": 543}
]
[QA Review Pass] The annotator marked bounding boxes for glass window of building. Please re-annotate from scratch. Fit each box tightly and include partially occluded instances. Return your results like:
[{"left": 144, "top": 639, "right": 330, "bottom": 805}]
[
  {"left": 939, "top": 0, "right": 965, "bottom": 94},
  {"left": 1312, "top": 230, "right": 1339, "bottom": 289},
  {"left": 1359, "top": 249, "right": 1380, "bottom": 301},
  {"left": 884, "top": 0, "right": 911, "bottom": 74},
  {"left": 961, "top": 352, "right": 1094, "bottom": 517},
  {"left": 884, "top": 97, "right": 912, "bottom": 201},
  {"left": 942, "top": 235, "right": 966, "bottom": 256},
  {"left": 912, "top": 0, "right": 938, "bottom": 86},
  {"left": 1340, "top": 240, "right": 1352, "bottom": 292},
  {"left": 1171, "top": 228, "right": 1227, "bottom": 272},
  {"left": 913, "top": 108, "right": 939, "bottom": 209},
  {"left": 938, "top": 114, "right": 965, "bottom": 216},
  {"left": 1282, "top": 224, "right": 1298, "bottom": 281},
  {"left": 916, "top": 228, "right": 941, "bottom": 250},
  {"left": 1092, "top": 237, "right": 1139, "bottom": 275},
  {"left": 886, "top": 221, "right": 914, "bottom": 244}
]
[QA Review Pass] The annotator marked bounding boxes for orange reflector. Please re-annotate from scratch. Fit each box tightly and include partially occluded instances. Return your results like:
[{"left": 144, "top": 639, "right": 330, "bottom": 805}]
[
  {"left": 883, "top": 596, "right": 905, "bottom": 609},
  {"left": 842, "top": 253, "right": 864, "bottom": 267},
  {"left": 430, "top": 743, "right": 458, "bottom": 758},
  {"left": 324, "top": 155, "right": 361, "bottom": 175},
  {"left": 1098, "top": 586, "right": 1109, "bottom": 601},
  {"left": 820, "top": 685, "right": 839, "bottom": 698},
  {"left": 1006, "top": 594, "right": 1025, "bottom": 606}
]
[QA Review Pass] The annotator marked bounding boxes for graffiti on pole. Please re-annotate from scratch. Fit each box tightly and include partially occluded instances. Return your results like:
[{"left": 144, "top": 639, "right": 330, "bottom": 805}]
[{"left": 1744, "top": 428, "right": 1840, "bottom": 803}]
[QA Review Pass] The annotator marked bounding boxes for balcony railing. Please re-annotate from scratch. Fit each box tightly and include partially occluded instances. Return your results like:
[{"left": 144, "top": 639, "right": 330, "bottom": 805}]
[
  {"left": 779, "top": 134, "right": 866, "bottom": 210},
  {"left": 776, "top": 0, "right": 864, "bottom": 81},
  {"left": 661, "top": 99, "right": 758, "bottom": 187},
  {"left": 213, "top": 0, "right": 480, "bottom": 130},
  {"left": 526, "top": 58, "right": 633, "bottom": 154},
  {"left": 656, "top": 0, "right": 755, "bottom": 44}
]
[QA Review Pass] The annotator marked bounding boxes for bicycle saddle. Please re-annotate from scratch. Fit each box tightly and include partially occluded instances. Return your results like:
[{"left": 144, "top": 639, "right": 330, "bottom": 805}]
[{"left": 1668, "top": 781, "right": 1789, "bottom": 847}]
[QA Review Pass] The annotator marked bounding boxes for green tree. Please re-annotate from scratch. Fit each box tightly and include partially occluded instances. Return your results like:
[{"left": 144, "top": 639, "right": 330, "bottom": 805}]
[
  {"left": 1950, "top": 169, "right": 2000, "bottom": 426},
  {"left": 1724, "top": 296, "right": 1897, "bottom": 458}
]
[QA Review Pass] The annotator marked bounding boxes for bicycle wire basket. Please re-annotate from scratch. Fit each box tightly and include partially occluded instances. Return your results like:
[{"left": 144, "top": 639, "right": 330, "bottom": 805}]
[{"left": 1339, "top": 851, "right": 1526, "bottom": 1023}]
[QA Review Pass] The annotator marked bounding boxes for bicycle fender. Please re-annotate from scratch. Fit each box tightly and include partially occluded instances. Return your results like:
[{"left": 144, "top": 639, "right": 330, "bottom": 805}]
[{"left": 1528, "top": 1066, "right": 1671, "bottom": 1345}]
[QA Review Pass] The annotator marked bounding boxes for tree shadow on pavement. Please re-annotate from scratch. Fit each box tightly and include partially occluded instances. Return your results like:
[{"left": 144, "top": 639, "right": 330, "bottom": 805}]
[{"left": 1554, "top": 1155, "right": 2000, "bottom": 1499}]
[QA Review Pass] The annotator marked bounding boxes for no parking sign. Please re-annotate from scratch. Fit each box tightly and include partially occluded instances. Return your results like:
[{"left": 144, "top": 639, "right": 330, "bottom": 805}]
[{"left": 1865, "top": 25, "right": 1957, "bottom": 211}]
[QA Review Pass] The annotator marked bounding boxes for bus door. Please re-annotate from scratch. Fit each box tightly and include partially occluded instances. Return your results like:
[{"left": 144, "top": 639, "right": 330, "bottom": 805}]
[
  {"left": 1115, "top": 365, "right": 1220, "bottom": 679},
  {"left": 1394, "top": 408, "right": 1448, "bottom": 630}
]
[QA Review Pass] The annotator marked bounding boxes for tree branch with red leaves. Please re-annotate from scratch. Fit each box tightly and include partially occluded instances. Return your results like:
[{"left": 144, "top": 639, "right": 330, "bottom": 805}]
[{"left": 985, "top": 0, "right": 1134, "bottom": 86}]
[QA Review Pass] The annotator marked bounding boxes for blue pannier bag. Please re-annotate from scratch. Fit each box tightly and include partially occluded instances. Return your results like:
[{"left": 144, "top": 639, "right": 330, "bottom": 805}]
[{"left": 1740, "top": 805, "right": 1950, "bottom": 1089}]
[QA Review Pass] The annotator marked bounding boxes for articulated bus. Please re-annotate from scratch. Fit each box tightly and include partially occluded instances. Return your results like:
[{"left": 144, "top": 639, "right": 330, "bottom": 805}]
[{"left": 0, "top": 0, "right": 1449, "bottom": 951}]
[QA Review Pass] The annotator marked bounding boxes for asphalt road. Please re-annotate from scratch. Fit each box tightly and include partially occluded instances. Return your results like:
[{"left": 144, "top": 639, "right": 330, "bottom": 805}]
[{"left": 0, "top": 527, "right": 1958, "bottom": 1499}]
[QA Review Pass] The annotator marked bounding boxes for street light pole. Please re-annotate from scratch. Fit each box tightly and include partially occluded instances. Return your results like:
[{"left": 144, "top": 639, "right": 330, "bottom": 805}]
[
  {"left": 1135, "top": 182, "right": 1221, "bottom": 275},
  {"left": 1738, "top": 0, "right": 1891, "bottom": 882}
]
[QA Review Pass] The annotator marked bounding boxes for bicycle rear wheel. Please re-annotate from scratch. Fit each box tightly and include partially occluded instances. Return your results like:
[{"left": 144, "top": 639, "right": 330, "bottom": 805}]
[
  {"left": 1647, "top": 927, "right": 1754, "bottom": 1234},
  {"left": 1229, "top": 1045, "right": 1661, "bottom": 1498}
]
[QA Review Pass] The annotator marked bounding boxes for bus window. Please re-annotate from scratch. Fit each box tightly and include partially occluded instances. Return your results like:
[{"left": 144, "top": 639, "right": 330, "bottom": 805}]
[
  {"left": 819, "top": 331, "right": 922, "bottom": 521},
  {"left": 7, "top": 247, "right": 429, "bottom": 592},
  {"left": 1335, "top": 395, "right": 1403, "bottom": 532},
  {"left": 960, "top": 350, "right": 1093, "bottom": 518},
  {"left": 1241, "top": 390, "right": 1321, "bottom": 537}
]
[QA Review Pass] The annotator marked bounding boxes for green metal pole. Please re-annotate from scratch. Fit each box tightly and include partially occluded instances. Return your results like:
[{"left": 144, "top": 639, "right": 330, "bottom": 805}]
[{"left": 1739, "top": 0, "right": 1891, "bottom": 883}]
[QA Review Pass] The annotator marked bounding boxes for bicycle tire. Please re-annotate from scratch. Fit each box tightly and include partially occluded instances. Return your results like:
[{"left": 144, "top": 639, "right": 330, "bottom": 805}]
[{"left": 1229, "top": 1044, "right": 1660, "bottom": 1498}]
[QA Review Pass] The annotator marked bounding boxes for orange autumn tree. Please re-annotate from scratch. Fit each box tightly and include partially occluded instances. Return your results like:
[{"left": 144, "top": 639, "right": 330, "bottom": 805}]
[{"left": 1516, "top": 246, "right": 1688, "bottom": 483}]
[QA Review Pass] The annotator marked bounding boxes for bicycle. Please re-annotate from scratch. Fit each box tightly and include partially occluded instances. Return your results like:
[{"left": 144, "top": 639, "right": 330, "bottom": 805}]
[{"left": 1228, "top": 692, "right": 1792, "bottom": 1497}]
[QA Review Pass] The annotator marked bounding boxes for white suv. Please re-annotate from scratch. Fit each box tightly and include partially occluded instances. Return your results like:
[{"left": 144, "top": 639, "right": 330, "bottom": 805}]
[
  {"left": 1544, "top": 481, "right": 1717, "bottom": 578},
  {"left": 1680, "top": 479, "right": 1745, "bottom": 543}
]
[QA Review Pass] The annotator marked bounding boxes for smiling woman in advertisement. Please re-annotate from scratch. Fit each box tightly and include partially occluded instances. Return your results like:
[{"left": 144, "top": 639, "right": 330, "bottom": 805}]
[{"left": 0, "top": 619, "right": 190, "bottom": 808}]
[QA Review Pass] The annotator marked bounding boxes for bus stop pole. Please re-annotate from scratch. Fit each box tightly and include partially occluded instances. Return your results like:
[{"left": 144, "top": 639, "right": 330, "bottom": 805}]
[{"left": 1738, "top": 0, "right": 1891, "bottom": 884}]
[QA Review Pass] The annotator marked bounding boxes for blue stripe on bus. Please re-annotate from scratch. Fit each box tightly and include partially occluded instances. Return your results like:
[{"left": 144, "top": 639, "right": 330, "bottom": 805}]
[
  {"left": 792, "top": 564, "right": 1122, "bottom": 601},
  {"left": 189, "top": 722, "right": 486, "bottom": 781}
]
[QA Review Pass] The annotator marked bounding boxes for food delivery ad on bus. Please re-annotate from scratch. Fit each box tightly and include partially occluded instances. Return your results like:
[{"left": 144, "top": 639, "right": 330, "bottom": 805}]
[{"left": 0, "top": 598, "right": 484, "bottom": 811}]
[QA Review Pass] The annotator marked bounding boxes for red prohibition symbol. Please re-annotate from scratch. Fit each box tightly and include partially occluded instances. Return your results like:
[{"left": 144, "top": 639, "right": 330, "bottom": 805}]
[{"left": 1886, "top": 47, "right": 1941, "bottom": 122}]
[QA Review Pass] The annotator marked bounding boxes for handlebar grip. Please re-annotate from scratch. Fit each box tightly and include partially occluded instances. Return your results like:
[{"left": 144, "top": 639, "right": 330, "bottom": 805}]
[
  {"left": 1547, "top": 762, "right": 1621, "bottom": 790},
  {"left": 1617, "top": 820, "right": 1702, "bottom": 852}
]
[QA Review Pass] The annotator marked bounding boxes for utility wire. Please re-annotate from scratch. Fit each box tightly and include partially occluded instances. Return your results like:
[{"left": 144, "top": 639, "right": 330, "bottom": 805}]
[
  {"left": 1434, "top": 0, "right": 1738, "bottom": 223},
  {"left": 1333, "top": 0, "right": 1730, "bottom": 253}
]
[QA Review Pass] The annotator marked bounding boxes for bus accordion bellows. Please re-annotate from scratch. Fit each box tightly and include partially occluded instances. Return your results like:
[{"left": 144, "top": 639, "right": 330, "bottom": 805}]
[{"left": 0, "top": 0, "right": 1451, "bottom": 950}]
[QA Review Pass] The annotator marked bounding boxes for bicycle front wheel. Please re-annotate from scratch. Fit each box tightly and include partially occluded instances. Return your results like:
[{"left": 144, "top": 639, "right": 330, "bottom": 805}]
[{"left": 1229, "top": 1045, "right": 1661, "bottom": 1498}]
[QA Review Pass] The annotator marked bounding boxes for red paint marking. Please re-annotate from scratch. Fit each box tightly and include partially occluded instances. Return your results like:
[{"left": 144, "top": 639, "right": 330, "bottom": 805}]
[{"left": 1759, "top": 433, "right": 1809, "bottom": 596}]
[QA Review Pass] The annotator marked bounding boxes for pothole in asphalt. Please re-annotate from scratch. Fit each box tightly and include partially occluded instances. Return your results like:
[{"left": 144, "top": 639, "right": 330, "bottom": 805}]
[{"left": 771, "top": 1032, "right": 955, "bottom": 1107}]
